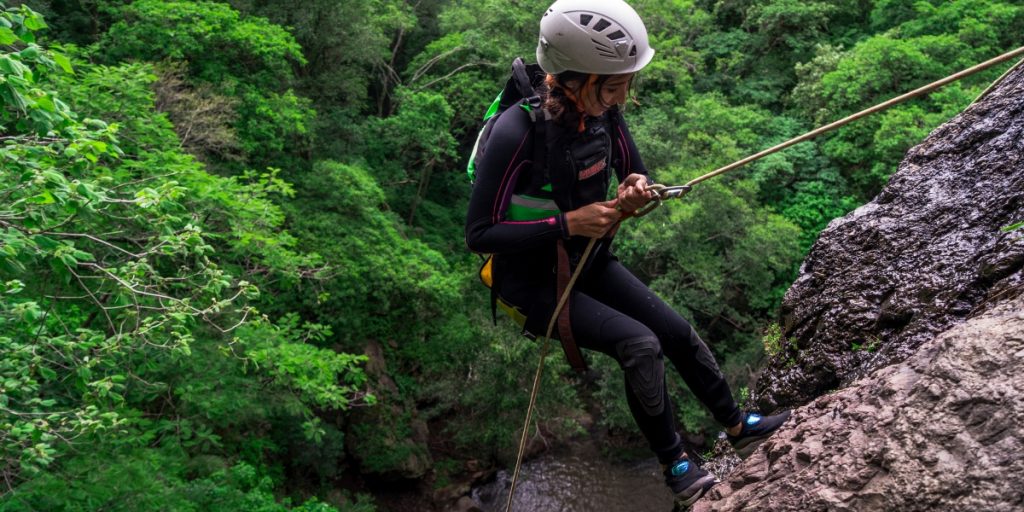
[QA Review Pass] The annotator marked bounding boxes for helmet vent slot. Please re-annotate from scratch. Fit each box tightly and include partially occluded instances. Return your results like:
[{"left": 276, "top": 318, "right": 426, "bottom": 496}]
[
  {"left": 629, "top": 45, "right": 637, "bottom": 57},
  {"left": 580, "top": 14, "right": 593, "bottom": 26},
  {"left": 592, "top": 39, "right": 617, "bottom": 58},
  {"left": 607, "top": 30, "right": 625, "bottom": 40},
  {"left": 593, "top": 18, "right": 612, "bottom": 32}
]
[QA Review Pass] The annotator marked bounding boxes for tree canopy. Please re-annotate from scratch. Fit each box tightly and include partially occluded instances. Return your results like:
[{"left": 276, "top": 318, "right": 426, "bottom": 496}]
[{"left": 3, "top": 0, "right": 1021, "bottom": 509}]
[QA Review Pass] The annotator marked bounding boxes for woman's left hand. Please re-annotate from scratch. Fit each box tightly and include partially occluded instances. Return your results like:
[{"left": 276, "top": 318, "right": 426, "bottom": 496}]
[{"left": 616, "top": 173, "right": 653, "bottom": 213}]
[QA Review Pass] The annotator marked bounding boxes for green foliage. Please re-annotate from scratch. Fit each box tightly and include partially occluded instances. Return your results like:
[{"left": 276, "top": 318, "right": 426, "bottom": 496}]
[
  {"left": 689, "top": 0, "right": 854, "bottom": 105},
  {"left": 761, "top": 323, "right": 785, "bottom": 357},
  {"left": 851, "top": 335, "right": 881, "bottom": 353},
  {"left": 436, "top": 329, "right": 582, "bottom": 465},
  {"left": 793, "top": 0, "right": 1024, "bottom": 197},
  {"left": 8, "top": 0, "right": 1024, "bottom": 506},
  {"left": 246, "top": 314, "right": 373, "bottom": 413},
  {"left": 275, "top": 161, "right": 458, "bottom": 349},
  {"left": 0, "top": 9, "right": 369, "bottom": 509},
  {"left": 97, "top": 0, "right": 314, "bottom": 172},
  {"left": 407, "top": 0, "right": 549, "bottom": 136},
  {"left": 0, "top": 5, "right": 72, "bottom": 134},
  {"left": 2, "top": 450, "right": 351, "bottom": 511},
  {"left": 102, "top": 0, "right": 304, "bottom": 86},
  {"left": 358, "top": 89, "right": 458, "bottom": 226}
]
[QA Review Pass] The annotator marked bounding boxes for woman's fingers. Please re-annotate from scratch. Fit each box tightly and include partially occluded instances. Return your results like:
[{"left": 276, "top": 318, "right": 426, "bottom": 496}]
[
  {"left": 567, "top": 201, "right": 622, "bottom": 237},
  {"left": 617, "top": 180, "right": 653, "bottom": 212}
]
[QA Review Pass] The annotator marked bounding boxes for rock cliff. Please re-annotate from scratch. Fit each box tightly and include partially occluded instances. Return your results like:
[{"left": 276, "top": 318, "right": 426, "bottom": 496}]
[
  {"left": 756, "top": 62, "right": 1024, "bottom": 409},
  {"left": 698, "top": 62, "right": 1024, "bottom": 510}
]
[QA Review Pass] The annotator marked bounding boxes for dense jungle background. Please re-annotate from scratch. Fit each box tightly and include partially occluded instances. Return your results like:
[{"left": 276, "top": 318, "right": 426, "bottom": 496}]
[{"left": 0, "top": 0, "right": 1021, "bottom": 510}]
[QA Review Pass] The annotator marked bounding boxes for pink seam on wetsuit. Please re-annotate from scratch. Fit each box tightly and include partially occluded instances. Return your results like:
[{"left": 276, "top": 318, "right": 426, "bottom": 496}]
[
  {"left": 492, "top": 132, "right": 530, "bottom": 222},
  {"left": 491, "top": 131, "right": 558, "bottom": 227}
]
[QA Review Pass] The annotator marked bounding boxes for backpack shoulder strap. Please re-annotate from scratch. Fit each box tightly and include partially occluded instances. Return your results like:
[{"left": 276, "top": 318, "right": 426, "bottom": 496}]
[
  {"left": 510, "top": 58, "right": 552, "bottom": 191},
  {"left": 511, "top": 58, "right": 534, "bottom": 99},
  {"left": 531, "top": 108, "right": 548, "bottom": 182}
]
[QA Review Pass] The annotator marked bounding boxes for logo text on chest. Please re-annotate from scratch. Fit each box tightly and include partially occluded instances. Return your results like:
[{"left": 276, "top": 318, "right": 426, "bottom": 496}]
[{"left": 578, "top": 160, "right": 606, "bottom": 181}]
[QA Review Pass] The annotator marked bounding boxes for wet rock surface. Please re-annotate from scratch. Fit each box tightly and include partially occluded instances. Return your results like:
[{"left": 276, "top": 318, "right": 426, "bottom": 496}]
[
  {"left": 696, "top": 295, "right": 1024, "bottom": 511},
  {"left": 755, "top": 63, "right": 1024, "bottom": 410}
]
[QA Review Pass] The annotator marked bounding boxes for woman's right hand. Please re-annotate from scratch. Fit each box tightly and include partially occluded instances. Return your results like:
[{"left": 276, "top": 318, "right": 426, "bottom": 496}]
[{"left": 566, "top": 200, "right": 622, "bottom": 238}]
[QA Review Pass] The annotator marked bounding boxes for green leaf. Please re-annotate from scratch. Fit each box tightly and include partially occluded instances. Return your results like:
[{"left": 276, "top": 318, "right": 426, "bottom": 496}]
[
  {"left": 23, "top": 12, "right": 47, "bottom": 31},
  {"left": 0, "top": 27, "right": 17, "bottom": 46},
  {"left": 71, "top": 249, "right": 95, "bottom": 262},
  {"left": 77, "top": 366, "right": 92, "bottom": 382},
  {"left": 41, "top": 170, "right": 64, "bottom": 183},
  {"left": 33, "top": 236, "right": 59, "bottom": 251},
  {"left": 1002, "top": 221, "right": 1023, "bottom": 232},
  {"left": 50, "top": 51, "right": 73, "bottom": 74},
  {"left": 27, "top": 191, "right": 55, "bottom": 204},
  {"left": 58, "top": 252, "right": 77, "bottom": 267},
  {"left": 15, "top": 29, "right": 34, "bottom": 45},
  {"left": 6, "top": 84, "right": 29, "bottom": 112},
  {"left": 4, "top": 280, "right": 25, "bottom": 294},
  {"left": 38, "top": 367, "right": 56, "bottom": 381},
  {"left": 76, "top": 183, "right": 99, "bottom": 201},
  {"left": 18, "top": 46, "right": 40, "bottom": 61}
]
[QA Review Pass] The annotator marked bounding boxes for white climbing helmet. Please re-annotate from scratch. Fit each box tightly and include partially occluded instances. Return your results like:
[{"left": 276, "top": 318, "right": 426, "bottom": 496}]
[{"left": 536, "top": 0, "right": 655, "bottom": 75}]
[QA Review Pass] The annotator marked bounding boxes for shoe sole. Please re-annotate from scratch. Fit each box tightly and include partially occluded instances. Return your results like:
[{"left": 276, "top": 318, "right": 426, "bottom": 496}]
[
  {"left": 733, "top": 434, "right": 770, "bottom": 459},
  {"left": 672, "top": 474, "right": 718, "bottom": 510}
]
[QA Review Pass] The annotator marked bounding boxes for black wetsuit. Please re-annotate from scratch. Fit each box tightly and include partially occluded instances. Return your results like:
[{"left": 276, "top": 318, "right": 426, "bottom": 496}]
[{"left": 465, "top": 104, "right": 742, "bottom": 464}]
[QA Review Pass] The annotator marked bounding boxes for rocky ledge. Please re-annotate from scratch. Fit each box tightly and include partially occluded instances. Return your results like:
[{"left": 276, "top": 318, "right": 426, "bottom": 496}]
[{"left": 696, "top": 295, "right": 1024, "bottom": 511}]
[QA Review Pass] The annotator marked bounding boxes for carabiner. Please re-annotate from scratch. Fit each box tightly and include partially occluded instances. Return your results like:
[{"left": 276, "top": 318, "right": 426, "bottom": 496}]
[{"left": 632, "top": 184, "right": 693, "bottom": 217}]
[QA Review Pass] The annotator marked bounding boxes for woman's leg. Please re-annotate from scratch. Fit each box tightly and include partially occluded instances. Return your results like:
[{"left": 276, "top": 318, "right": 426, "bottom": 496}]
[
  {"left": 581, "top": 259, "right": 742, "bottom": 429},
  {"left": 499, "top": 278, "right": 685, "bottom": 463},
  {"left": 566, "top": 290, "right": 686, "bottom": 463}
]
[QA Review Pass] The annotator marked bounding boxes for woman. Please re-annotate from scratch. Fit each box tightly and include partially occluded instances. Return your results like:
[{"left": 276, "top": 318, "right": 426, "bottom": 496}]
[{"left": 465, "top": 0, "right": 789, "bottom": 507}]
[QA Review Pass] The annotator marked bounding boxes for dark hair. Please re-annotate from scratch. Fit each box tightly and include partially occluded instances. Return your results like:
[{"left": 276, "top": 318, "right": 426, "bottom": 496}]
[{"left": 543, "top": 71, "right": 634, "bottom": 132}]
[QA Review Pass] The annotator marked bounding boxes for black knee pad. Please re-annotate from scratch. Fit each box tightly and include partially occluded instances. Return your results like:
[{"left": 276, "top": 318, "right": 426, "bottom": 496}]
[{"left": 615, "top": 336, "right": 666, "bottom": 416}]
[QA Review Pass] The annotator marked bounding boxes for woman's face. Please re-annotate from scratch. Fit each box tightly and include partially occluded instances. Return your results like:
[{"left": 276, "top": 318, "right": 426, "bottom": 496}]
[{"left": 580, "top": 73, "right": 634, "bottom": 117}]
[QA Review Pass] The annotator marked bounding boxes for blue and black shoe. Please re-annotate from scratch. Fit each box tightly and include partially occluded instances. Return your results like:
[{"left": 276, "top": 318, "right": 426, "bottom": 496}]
[
  {"left": 664, "top": 457, "right": 717, "bottom": 510},
  {"left": 727, "top": 410, "right": 792, "bottom": 459}
]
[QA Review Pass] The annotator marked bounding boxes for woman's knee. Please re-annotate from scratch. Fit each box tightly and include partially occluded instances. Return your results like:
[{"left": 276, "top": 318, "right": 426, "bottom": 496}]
[{"left": 615, "top": 335, "right": 666, "bottom": 416}]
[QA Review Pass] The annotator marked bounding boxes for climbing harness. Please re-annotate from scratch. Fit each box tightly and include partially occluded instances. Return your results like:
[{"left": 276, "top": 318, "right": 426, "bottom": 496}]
[{"left": 503, "top": 45, "right": 1024, "bottom": 512}]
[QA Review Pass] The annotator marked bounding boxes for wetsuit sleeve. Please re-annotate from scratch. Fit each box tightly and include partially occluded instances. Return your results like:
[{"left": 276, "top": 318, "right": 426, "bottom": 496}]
[
  {"left": 465, "top": 108, "right": 570, "bottom": 254},
  {"left": 613, "top": 114, "right": 650, "bottom": 183}
]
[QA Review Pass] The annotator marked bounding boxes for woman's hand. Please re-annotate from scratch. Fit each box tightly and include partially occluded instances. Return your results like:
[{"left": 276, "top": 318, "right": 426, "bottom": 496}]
[
  {"left": 616, "top": 173, "right": 653, "bottom": 213},
  {"left": 566, "top": 200, "right": 622, "bottom": 238}
]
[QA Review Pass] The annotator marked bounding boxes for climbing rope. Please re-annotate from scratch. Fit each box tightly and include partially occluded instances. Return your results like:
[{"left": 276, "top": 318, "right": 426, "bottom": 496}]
[
  {"left": 973, "top": 56, "right": 1024, "bottom": 105},
  {"left": 505, "top": 236, "right": 598, "bottom": 512},
  {"left": 639, "top": 45, "right": 1024, "bottom": 214},
  {"left": 502, "top": 44, "right": 1024, "bottom": 512}
]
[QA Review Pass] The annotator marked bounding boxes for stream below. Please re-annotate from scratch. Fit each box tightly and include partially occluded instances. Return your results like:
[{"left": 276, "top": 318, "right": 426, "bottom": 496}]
[{"left": 469, "top": 441, "right": 675, "bottom": 512}]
